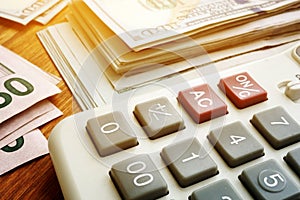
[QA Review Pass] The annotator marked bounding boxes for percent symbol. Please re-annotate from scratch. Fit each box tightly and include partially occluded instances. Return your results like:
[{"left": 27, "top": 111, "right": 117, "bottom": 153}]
[
  {"left": 232, "top": 85, "right": 260, "bottom": 98},
  {"left": 232, "top": 74, "right": 260, "bottom": 98}
]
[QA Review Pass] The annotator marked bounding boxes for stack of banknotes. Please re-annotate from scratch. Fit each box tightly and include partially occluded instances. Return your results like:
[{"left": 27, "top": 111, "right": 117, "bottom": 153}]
[
  {"left": 0, "top": 0, "right": 68, "bottom": 25},
  {"left": 69, "top": 0, "right": 300, "bottom": 73},
  {"left": 38, "top": 0, "right": 300, "bottom": 109},
  {"left": 0, "top": 45, "right": 62, "bottom": 175}
]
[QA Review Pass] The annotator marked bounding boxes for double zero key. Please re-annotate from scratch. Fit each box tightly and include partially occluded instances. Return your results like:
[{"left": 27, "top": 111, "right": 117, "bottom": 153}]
[{"left": 110, "top": 154, "right": 168, "bottom": 200}]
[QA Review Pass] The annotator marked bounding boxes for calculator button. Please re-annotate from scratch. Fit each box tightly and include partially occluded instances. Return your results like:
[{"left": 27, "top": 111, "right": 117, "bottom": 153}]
[
  {"left": 133, "top": 97, "right": 185, "bottom": 139},
  {"left": 161, "top": 138, "right": 218, "bottom": 187},
  {"left": 239, "top": 159, "right": 300, "bottom": 200},
  {"left": 208, "top": 121, "right": 264, "bottom": 167},
  {"left": 285, "top": 80, "right": 300, "bottom": 101},
  {"left": 218, "top": 72, "right": 267, "bottom": 108},
  {"left": 177, "top": 84, "right": 227, "bottom": 123},
  {"left": 284, "top": 147, "right": 300, "bottom": 177},
  {"left": 86, "top": 112, "right": 138, "bottom": 157},
  {"left": 110, "top": 154, "right": 169, "bottom": 200},
  {"left": 293, "top": 45, "right": 300, "bottom": 63},
  {"left": 250, "top": 106, "right": 300, "bottom": 149},
  {"left": 189, "top": 179, "right": 243, "bottom": 200}
]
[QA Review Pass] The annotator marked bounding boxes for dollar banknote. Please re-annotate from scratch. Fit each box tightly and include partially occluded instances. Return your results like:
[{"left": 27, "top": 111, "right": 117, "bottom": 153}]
[
  {"left": 0, "top": 99, "right": 62, "bottom": 147},
  {"left": 0, "top": 0, "right": 36, "bottom": 14},
  {"left": 84, "top": 0, "right": 300, "bottom": 51},
  {"left": 0, "top": 45, "right": 61, "bottom": 123},
  {"left": 0, "top": 0, "right": 59, "bottom": 25},
  {"left": 68, "top": 1, "right": 300, "bottom": 74},
  {"left": 0, "top": 129, "right": 49, "bottom": 175},
  {"left": 35, "top": 0, "right": 68, "bottom": 25},
  {"left": 0, "top": 46, "right": 63, "bottom": 175}
]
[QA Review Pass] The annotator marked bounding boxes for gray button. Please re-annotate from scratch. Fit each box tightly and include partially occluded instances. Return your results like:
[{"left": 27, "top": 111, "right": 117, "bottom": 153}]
[
  {"left": 250, "top": 106, "right": 300, "bottom": 149},
  {"left": 239, "top": 159, "right": 300, "bottom": 200},
  {"left": 284, "top": 147, "right": 300, "bottom": 177},
  {"left": 110, "top": 154, "right": 168, "bottom": 200},
  {"left": 134, "top": 97, "right": 185, "bottom": 139},
  {"left": 161, "top": 138, "right": 218, "bottom": 187},
  {"left": 86, "top": 112, "right": 138, "bottom": 157},
  {"left": 189, "top": 179, "right": 243, "bottom": 200},
  {"left": 208, "top": 121, "right": 264, "bottom": 167}
]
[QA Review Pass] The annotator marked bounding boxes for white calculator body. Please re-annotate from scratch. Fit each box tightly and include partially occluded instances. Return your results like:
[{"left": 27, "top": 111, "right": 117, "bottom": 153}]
[{"left": 49, "top": 44, "right": 300, "bottom": 199}]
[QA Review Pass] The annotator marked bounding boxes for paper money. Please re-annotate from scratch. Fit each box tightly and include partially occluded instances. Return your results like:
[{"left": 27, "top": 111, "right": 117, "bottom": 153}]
[
  {"left": 0, "top": 129, "right": 49, "bottom": 175},
  {"left": 0, "top": 99, "right": 62, "bottom": 147},
  {"left": 0, "top": 46, "right": 61, "bottom": 85},
  {"left": 0, "top": 45, "right": 61, "bottom": 123},
  {"left": 83, "top": 0, "right": 300, "bottom": 51},
  {"left": 0, "top": 100, "right": 53, "bottom": 139},
  {"left": 0, "top": 0, "right": 59, "bottom": 25},
  {"left": 0, "top": 0, "right": 36, "bottom": 13},
  {"left": 69, "top": 1, "right": 300, "bottom": 73},
  {"left": 0, "top": 46, "right": 62, "bottom": 176},
  {"left": 37, "top": 21, "right": 300, "bottom": 109},
  {"left": 35, "top": 0, "right": 68, "bottom": 25},
  {"left": 37, "top": 24, "right": 107, "bottom": 109}
]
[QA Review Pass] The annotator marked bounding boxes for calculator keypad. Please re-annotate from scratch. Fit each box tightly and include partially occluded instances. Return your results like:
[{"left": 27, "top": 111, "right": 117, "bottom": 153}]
[{"left": 84, "top": 71, "right": 300, "bottom": 199}]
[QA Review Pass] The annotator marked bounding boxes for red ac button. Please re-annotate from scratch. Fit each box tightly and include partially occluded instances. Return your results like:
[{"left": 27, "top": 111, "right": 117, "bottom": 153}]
[{"left": 178, "top": 84, "right": 228, "bottom": 123}]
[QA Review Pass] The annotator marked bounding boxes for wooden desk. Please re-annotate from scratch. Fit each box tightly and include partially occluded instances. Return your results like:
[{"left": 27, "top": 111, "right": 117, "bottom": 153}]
[{"left": 0, "top": 7, "right": 75, "bottom": 199}]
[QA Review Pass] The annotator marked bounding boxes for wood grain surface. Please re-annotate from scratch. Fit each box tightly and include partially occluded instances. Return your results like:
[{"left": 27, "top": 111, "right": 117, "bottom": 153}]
[{"left": 0, "top": 6, "right": 78, "bottom": 199}]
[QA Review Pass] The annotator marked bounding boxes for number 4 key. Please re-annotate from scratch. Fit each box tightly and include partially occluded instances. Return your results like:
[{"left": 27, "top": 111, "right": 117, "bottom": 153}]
[{"left": 208, "top": 121, "right": 264, "bottom": 167}]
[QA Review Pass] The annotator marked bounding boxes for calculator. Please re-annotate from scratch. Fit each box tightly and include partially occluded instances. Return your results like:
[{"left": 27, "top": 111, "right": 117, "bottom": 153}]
[{"left": 49, "top": 44, "right": 300, "bottom": 199}]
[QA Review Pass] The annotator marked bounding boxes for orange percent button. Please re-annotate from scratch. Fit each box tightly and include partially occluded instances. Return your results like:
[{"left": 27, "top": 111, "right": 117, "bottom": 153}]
[{"left": 218, "top": 72, "right": 268, "bottom": 109}]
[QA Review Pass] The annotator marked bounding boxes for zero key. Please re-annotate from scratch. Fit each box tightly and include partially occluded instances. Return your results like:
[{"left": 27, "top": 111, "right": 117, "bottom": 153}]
[
  {"left": 86, "top": 112, "right": 138, "bottom": 157},
  {"left": 218, "top": 72, "right": 267, "bottom": 108}
]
